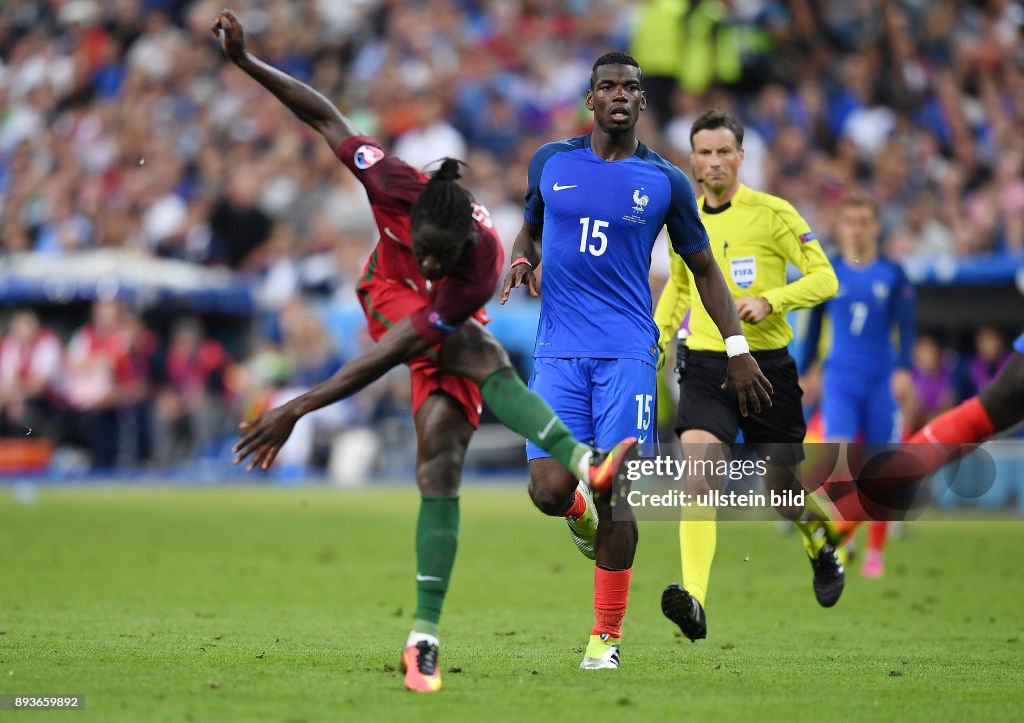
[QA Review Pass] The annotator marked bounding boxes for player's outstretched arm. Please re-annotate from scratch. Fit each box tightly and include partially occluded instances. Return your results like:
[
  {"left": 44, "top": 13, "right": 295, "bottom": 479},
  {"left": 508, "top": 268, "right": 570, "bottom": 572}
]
[
  {"left": 212, "top": 9, "right": 360, "bottom": 151},
  {"left": 233, "top": 318, "right": 432, "bottom": 471},
  {"left": 499, "top": 220, "right": 542, "bottom": 303},
  {"left": 685, "top": 247, "right": 774, "bottom": 416}
]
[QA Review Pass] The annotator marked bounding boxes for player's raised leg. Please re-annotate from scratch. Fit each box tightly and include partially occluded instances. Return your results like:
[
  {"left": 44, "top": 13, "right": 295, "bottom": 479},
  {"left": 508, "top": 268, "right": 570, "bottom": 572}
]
[
  {"left": 439, "top": 321, "right": 638, "bottom": 489},
  {"left": 533, "top": 453, "right": 634, "bottom": 670},
  {"left": 826, "top": 343, "right": 1024, "bottom": 525},
  {"left": 400, "top": 392, "right": 474, "bottom": 693},
  {"left": 520, "top": 358, "right": 649, "bottom": 669},
  {"left": 523, "top": 358, "right": 599, "bottom": 559},
  {"left": 528, "top": 457, "right": 626, "bottom": 669},
  {"left": 576, "top": 358, "right": 653, "bottom": 668}
]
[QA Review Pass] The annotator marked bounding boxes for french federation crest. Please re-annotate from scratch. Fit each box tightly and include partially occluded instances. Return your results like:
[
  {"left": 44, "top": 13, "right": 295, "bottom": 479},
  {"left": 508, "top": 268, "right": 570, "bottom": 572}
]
[
  {"left": 872, "top": 280, "right": 890, "bottom": 301},
  {"left": 730, "top": 256, "right": 757, "bottom": 289},
  {"left": 632, "top": 188, "right": 649, "bottom": 214}
]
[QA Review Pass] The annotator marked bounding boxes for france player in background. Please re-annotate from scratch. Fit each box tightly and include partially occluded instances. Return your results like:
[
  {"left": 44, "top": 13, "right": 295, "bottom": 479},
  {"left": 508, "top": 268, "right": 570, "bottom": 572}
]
[
  {"left": 501, "top": 52, "right": 768, "bottom": 670},
  {"left": 801, "top": 195, "right": 916, "bottom": 577}
]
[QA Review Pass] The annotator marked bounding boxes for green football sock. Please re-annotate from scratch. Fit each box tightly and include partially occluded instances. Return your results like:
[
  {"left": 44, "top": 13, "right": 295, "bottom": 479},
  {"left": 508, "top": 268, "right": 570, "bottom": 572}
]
[
  {"left": 479, "top": 366, "right": 591, "bottom": 477},
  {"left": 413, "top": 496, "right": 460, "bottom": 637}
]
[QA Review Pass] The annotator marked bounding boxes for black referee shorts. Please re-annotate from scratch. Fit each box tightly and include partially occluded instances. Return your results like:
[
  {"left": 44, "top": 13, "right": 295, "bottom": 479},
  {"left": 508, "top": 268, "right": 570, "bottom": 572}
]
[{"left": 675, "top": 346, "right": 806, "bottom": 466}]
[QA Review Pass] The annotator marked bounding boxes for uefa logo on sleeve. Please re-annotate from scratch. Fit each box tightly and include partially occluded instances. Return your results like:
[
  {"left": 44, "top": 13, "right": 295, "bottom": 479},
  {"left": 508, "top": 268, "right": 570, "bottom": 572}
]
[{"left": 354, "top": 144, "right": 385, "bottom": 169}]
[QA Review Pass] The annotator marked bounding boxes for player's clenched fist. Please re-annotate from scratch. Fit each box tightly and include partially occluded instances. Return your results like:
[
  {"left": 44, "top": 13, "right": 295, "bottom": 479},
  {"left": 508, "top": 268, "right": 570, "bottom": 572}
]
[{"left": 211, "top": 9, "right": 248, "bottom": 64}]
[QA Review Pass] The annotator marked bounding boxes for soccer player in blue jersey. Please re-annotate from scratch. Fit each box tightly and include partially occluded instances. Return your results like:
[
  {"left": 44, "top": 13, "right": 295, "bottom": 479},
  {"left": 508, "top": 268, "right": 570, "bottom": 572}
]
[
  {"left": 801, "top": 195, "right": 915, "bottom": 577},
  {"left": 500, "top": 52, "right": 771, "bottom": 670}
]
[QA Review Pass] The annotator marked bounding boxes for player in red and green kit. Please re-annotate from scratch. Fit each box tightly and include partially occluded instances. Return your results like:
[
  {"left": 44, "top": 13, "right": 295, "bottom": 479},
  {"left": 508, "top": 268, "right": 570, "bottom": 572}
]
[
  {"left": 826, "top": 330, "right": 1024, "bottom": 522},
  {"left": 214, "top": 10, "right": 637, "bottom": 694}
]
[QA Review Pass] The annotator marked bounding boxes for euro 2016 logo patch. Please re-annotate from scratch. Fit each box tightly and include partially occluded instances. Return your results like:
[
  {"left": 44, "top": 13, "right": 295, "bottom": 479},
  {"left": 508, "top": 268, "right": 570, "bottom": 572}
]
[
  {"left": 730, "top": 256, "right": 757, "bottom": 289},
  {"left": 354, "top": 144, "right": 385, "bottom": 169}
]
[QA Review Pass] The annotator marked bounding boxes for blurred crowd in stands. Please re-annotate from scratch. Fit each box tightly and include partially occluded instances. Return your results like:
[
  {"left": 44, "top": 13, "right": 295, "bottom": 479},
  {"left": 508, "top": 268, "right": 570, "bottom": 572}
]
[
  {"left": 0, "top": 299, "right": 413, "bottom": 473},
  {"left": 1, "top": 301, "right": 1018, "bottom": 471},
  {"left": 0, "top": 0, "right": 1022, "bottom": 472}
]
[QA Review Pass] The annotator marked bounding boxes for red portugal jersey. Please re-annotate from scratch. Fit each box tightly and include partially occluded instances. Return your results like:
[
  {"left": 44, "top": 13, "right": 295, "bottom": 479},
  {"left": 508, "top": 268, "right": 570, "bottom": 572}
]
[{"left": 336, "top": 136, "right": 504, "bottom": 344}]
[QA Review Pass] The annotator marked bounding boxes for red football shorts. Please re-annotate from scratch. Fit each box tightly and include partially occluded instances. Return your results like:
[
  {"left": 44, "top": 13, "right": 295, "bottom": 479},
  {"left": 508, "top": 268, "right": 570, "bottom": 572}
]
[{"left": 357, "top": 280, "right": 486, "bottom": 428}]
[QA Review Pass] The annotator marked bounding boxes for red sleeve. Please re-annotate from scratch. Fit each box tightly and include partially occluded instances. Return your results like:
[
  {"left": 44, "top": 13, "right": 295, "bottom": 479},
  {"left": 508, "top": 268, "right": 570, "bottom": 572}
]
[
  {"left": 410, "top": 228, "right": 503, "bottom": 345},
  {"left": 335, "top": 136, "right": 425, "bottom": 211}
]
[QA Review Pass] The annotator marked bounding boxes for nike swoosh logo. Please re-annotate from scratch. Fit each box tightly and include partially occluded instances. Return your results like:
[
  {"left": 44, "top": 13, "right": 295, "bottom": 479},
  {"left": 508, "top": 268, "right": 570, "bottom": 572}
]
[
  {"left": 552, "top": 182, "right": 578, "bottom": 191},
  {"left": 384, "top": 226, "right": 402, "bottom": 242},
  {"left": 537, "top": 416, "right": 557, "bottom": 440},
  {"left": 416, "top": 574, "right": 443, "bottom": 582}
]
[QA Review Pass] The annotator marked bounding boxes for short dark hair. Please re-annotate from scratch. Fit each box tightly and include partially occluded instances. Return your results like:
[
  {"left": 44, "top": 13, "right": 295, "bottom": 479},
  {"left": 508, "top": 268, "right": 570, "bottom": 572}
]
[
  {"left": 590, "top": 52, "right": 641, "bottom": 90},
  {"left": 410, "top": 158, "right": 472, "bottom": 245},
  {"left": 689, "top": 109, "right": 745, "bottom": 149}
]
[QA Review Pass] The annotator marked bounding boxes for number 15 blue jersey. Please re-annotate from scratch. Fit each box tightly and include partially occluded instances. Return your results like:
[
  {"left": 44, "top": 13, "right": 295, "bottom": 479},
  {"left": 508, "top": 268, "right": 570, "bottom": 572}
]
[{"left": 524, "top": 134, "right": 709, "bottom": 364}]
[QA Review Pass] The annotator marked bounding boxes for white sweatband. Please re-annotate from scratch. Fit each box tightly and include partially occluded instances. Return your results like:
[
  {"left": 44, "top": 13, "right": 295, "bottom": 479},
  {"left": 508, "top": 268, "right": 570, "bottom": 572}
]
[{"left": 725, "top": 335, "right": 750, "bottom": 357}]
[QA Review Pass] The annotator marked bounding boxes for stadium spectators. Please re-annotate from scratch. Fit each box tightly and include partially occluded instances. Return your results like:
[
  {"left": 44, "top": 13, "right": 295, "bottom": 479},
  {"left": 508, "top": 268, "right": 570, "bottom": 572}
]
[
  {"left": 2, "top": 0, "right": 1019, "bottom": 273},
  {"left": 153, "top": 317, "right": 233, "bottom": 465},
  {"left": 960, "top": 325, "right": 1012, "bottom": 400},
  {"left": 0, "top": 308, "right": 62, "bottom": 437},
  {"left": 908, "top": 334, "right": 958, "bottom": 433},
  {"left": 62, "top": 298, "right": 132, "bottom": 468},
  {"left": 115, "top": 310, "right": 159, "bottom": 466}
]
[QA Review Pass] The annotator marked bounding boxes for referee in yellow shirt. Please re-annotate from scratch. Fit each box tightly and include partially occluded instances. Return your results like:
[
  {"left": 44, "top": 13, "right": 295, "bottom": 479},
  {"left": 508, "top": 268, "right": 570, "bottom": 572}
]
[{"left": 653, "top": 109, "right": 841, "bottom": 643}]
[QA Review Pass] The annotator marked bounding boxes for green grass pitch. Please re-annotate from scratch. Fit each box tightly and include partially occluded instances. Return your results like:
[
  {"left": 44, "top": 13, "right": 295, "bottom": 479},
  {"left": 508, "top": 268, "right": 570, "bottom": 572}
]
[{"left": 1, "top": 486, "right": 1022, "bottom": 722}]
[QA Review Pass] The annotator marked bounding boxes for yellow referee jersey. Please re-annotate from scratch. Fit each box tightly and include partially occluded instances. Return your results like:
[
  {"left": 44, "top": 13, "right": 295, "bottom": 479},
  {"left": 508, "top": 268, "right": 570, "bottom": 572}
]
[{"left": 654, "top": 184, "right": 837, "bottom": 354}]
